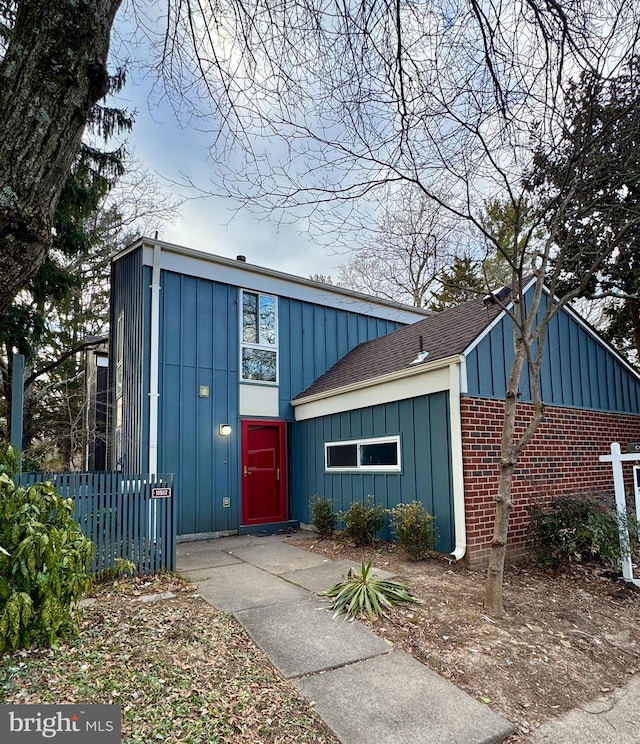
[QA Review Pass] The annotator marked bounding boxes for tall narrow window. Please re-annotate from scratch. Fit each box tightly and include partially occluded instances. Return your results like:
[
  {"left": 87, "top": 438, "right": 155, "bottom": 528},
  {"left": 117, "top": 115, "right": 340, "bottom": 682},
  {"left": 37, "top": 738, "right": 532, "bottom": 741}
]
[{"left": 241, "top": 291, "right": 278, "bottom": 382}]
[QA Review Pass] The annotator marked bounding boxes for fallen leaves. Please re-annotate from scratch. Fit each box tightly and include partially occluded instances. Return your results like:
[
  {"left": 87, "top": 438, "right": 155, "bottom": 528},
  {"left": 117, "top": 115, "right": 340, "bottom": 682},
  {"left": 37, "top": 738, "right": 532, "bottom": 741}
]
[{"left": 0, "top": 575, "right": 338, "bottom": 743}]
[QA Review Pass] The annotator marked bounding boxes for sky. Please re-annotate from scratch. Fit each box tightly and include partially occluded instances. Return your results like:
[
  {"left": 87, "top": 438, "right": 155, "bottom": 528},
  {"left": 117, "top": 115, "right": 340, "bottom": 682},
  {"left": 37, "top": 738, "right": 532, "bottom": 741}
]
[{"left": 111, "top": 21, "right": 349, "bottom": 282}]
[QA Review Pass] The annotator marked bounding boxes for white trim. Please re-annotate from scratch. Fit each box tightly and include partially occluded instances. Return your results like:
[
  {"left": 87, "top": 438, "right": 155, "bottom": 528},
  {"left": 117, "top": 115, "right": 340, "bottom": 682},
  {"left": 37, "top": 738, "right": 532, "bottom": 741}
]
[
  {"left": 448, "top": 363, "right": 467, "bottom": 561},
  {"left": 293, "top": 355, "right": 462, "bottom": 421},
  {"left": 324, "top": 435, "right": 402, "bottom": 473},
  {"left": 239, "top": 384, "right": 280, "bottom": 417},
  {"left": 117, "top": 237, "right": 429, "bottom": 325},
  {"left": 239, "top": 289, "right": 279, "bottom": 384},
  {"left": 148, "top": 243, "right": 162, "bottom": 476}
]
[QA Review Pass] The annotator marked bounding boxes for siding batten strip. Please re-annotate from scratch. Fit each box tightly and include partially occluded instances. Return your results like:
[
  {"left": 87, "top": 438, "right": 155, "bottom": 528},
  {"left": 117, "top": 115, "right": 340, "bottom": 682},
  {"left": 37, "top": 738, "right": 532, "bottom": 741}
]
[{"left": 148, "top": 242, "right": 162, "bottom": 476}]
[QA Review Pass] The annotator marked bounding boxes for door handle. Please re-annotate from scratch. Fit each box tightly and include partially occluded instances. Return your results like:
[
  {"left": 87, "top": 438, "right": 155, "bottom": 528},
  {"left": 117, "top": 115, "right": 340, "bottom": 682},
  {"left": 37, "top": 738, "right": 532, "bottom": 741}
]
[
  {"left": 277, "top": 468, "right": 280, "bottom": 481},
  {"left": 244, "top": 465, "right": 249, "bottom": 476}
]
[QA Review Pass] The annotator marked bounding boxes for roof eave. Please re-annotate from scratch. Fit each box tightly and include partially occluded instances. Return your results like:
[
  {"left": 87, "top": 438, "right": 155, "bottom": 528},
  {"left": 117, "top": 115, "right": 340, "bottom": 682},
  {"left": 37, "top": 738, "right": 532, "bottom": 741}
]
[{"left": 292, "top": 353, "right": 465, "bottom": 407}]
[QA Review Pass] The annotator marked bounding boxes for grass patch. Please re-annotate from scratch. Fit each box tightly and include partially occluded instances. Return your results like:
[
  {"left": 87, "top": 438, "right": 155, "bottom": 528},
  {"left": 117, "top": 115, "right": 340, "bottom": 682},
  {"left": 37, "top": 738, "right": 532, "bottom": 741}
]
[{"left": 0, "top": 575, "right": 337, "bottom": 743}]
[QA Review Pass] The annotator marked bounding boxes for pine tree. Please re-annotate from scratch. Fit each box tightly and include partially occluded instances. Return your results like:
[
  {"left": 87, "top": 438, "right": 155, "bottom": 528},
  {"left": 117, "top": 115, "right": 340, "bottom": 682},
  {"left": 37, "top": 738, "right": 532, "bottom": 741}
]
[{"left": 428, "top": 256, "right": 484, "bottom": 312}]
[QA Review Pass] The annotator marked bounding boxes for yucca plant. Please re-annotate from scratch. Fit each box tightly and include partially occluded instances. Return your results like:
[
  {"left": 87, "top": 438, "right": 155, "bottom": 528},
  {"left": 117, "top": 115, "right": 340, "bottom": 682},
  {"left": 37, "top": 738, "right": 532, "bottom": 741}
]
[{"left": 322, "top": 560, "right": 421, "bottom": 621}]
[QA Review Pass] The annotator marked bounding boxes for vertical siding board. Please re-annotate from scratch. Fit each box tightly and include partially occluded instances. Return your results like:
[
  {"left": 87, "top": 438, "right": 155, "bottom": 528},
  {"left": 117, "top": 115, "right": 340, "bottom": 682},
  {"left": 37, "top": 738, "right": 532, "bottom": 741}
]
[
  {"left": 587, "top": 332, "right": 600, "bottom": 409},
  {"left": 110, "top": 248, "right": 147, "bottom": 473},
  {"left": 294, "top": 394, "right": 454, "bottom": 550},
  {"left": 579, "top": 328, "right": 592, "bottom": 408},
  {"left": 336, "top": 310, "right": 350, "bottom": 361},
  {"left": 558, "top": 313, "right": 573, "bottom": 404},
  {"left": 547, "top": 314, "right": 561, "bottom": 404},
  {"left": 399, "top": 398, "right": 417, "bottom": 504},
  {"left": 278, "top": 299, "right": 293, "bottom": 416},
  {"left": 568, "top": 319, "right": 583, "bottom": 406},
  {"left": 466, "top": 348, "right": 480, "bottom": 396},
  {"left": 476, "top": 338, "right": 493, "bottom": 397},
  {"left": 313, "top": 307, "right": 324, "bottom": 380},
  {"left": 490, "top": 322, "right": 506, "bottom": 399}
]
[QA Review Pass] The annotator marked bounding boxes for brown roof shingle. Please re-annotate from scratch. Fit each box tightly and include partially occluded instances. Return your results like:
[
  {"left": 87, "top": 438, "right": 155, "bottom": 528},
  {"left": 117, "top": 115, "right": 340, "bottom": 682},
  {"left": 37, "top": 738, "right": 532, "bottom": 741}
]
[{"left": 295, "top": 295, "right": 504, "bottom": 399}]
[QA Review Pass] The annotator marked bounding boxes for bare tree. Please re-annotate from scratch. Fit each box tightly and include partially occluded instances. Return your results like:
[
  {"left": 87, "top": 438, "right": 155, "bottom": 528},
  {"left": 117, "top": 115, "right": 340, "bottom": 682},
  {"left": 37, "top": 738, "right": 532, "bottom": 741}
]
[
  {"left": 154, "top": 0, "right": 639, "bottom": 614},
  {"left": 337, "top": 191, "right": 459, "bottom": 306},
  {"left": 3, "top": 0, "right": 640, "bottom": 614}
]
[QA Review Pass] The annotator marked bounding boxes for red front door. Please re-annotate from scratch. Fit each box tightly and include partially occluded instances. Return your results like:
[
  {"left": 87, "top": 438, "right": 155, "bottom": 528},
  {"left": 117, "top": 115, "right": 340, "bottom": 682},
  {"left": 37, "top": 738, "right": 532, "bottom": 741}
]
[{"left": 241, "top": 420, "right": 287, "bottom": 525}]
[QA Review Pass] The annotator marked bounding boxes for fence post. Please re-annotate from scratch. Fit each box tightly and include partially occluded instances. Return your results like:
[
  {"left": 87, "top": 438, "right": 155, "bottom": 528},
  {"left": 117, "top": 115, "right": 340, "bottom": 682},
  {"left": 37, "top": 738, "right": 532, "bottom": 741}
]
[
  {"left": 599, "top": 442, "right": 637, "bottom": 584},
  {"left": 11, "top": 353, "right": 24, "bottom": 471}
]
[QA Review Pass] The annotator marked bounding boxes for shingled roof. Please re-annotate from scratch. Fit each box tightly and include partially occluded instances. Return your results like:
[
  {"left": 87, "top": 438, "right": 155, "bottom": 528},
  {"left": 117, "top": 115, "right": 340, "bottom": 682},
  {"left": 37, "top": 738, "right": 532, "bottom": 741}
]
[{"left": 294, "top": 293, "right": 506, "bottom": 400}]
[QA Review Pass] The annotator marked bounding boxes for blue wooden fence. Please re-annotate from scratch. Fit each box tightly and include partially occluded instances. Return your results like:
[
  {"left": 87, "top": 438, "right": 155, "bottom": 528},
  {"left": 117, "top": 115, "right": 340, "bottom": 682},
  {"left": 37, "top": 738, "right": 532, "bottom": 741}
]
[{"left": 17, "top": 472, "right": 176, "bottom": 575}]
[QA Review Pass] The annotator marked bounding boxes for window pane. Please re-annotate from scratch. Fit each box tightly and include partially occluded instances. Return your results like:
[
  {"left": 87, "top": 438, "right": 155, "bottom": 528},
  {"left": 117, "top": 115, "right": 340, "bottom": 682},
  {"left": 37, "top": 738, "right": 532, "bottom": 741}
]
[
  {"left": 360, "top": 442, "right": 398, "bottom": 466},
  {"left": 327, "top": 444, "right": 357, "bottom": 468},
  {"left": 242, "top": 348, "right": 277, "bottom": 381},
  {"left": 259, "top": 295, "right": 276, "bottom": 345},
  {"left": 242, "top": 292, "right": 258, "bottom": 343}
]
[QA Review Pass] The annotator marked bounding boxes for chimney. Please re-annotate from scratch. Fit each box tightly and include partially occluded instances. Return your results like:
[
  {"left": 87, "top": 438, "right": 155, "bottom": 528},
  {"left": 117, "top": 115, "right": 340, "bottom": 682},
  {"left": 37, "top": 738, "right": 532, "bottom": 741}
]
[{"left": 236, "top": 255, "right": 247, "bottom": 263}]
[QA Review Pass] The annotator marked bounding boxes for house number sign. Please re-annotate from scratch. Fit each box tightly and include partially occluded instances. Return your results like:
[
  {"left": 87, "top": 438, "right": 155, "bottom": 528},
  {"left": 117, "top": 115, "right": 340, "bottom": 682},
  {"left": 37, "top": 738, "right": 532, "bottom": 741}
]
[{"left": 152, "top": 487, "right": 172, "bottom": 499}]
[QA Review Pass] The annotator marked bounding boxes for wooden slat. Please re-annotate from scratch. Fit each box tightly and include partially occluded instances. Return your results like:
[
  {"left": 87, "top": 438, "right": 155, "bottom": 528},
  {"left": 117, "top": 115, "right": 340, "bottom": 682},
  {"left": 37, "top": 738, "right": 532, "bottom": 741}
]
[{"left": 16, "top": 472, "right": 176, "bottom": 575}]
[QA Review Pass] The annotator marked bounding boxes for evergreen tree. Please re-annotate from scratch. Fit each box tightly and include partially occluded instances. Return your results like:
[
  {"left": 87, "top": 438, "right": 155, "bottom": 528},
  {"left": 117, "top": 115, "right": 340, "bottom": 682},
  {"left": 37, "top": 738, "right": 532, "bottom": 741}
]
[
  {"left": 428, "top": 256, "right": 484, "bottom": 312},
  {"left": 530, "top": 58, "right": 640, "bottom": 365}
]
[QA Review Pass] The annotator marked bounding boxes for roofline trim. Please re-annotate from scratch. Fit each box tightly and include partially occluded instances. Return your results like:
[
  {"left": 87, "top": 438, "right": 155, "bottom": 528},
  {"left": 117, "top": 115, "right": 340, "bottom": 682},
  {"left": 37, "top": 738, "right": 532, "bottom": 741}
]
[
  {"left": 113, "top": 236, "right": 431, "bottom": 320},
  {"left": 462, "top": 276, "right": 640, "bottom": 384},
  {"left": 292, "top": 353, "right": 465, "bottom": 408}
]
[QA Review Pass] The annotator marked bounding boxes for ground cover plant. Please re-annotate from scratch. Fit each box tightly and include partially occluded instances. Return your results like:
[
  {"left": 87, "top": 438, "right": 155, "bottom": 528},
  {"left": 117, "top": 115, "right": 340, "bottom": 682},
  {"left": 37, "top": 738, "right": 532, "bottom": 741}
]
[
  {"left": 0, "top": 575, "right": 337, "bottom": 743},
  {"left": 289, "top": 534, "right": 640, "bottom": 743}
]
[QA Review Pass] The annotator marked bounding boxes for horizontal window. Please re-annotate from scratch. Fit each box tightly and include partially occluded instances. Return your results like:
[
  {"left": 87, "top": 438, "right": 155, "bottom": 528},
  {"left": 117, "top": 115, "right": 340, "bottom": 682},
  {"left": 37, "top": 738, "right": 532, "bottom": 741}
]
[
  {"left": 242, "top": 348, "right": 277, "bottom": 382},
  {"left": 324, "top": 436, "right": 401, "bottom": 472}
]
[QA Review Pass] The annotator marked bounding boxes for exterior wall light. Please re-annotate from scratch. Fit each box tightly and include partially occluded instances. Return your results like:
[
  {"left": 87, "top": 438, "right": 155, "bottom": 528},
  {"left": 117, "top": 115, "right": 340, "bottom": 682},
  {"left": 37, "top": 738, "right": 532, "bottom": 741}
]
[{"left": 219, "top": 424, "right": 232, "bottom": 436}]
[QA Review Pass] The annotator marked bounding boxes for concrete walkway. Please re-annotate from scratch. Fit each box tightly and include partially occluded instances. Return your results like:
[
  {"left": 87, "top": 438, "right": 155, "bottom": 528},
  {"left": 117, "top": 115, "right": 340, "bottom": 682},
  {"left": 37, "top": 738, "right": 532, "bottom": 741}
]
[{"left": 177, "top": 533, "right": 514, "bottom": 744}]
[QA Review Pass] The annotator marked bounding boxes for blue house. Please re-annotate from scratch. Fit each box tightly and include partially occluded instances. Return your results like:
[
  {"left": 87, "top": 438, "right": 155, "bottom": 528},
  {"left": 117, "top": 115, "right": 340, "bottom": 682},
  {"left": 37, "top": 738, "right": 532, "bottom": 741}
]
[
  {"left": 109, "top": 238, "right": 427, "bottom": 539},
  {"left": 111, "top": 238, "right": 640, "bottom": 565}
]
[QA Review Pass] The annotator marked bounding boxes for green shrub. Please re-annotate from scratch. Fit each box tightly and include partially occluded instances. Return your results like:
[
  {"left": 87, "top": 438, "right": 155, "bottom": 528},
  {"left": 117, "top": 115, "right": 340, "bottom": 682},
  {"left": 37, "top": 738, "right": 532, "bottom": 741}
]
[
  {"left": 339, "top": 496, "right": 386, "bottom": 546},
  {"left": 529, "top": 492, "right": 638, "bottom": 569},
  {"left": 322, "top": 560, "right": 421, "bottom": 620},
  {"left": 0, "top": 447, "right": 94, "bottom": 651},
  {"left": 389, "top": 501, "right": 437, "bottom": 561},
  {"left": 310, "top": 496, "right": 337, "bottom": 539}
]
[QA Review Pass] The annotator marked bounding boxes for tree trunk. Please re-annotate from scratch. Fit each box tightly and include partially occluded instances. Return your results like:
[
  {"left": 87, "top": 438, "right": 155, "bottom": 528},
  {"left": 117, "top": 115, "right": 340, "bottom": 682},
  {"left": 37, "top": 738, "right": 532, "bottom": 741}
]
[
  {"left": 484, "top": 336, "right": 527, "bottom": 616},
  {"left": 0, "top": 0, "right": 123, "bottom": 314},
  {"left": 483, "top": 394, "right": 519, "bottom": 616}
]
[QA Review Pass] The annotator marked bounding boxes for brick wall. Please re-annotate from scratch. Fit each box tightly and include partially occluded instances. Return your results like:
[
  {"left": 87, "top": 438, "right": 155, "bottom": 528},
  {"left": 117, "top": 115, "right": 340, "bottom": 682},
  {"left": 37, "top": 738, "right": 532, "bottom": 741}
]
[{"left": 460, "top": 396, "right": 640, "bottom": 568}]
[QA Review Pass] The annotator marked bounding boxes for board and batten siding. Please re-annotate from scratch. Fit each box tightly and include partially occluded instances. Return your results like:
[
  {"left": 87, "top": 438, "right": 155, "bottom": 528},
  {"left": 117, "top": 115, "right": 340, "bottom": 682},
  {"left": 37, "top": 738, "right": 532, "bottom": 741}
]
[
  {"left": 278, "top": 298, "right": 405, "bottom": 419},
  {"left": 154, "top": 271, "right": 406, "bottom": 535},
  {"left": 157, "top": 270, "right": 240, "bottom": 536},
  {"left": 109, "top": 246, "right": 150, "bottom": 473},
  {"left": 465, "top": 300, "right": 640, "bottom": 413},
  {"left": 291, "top": 392, "right": 455, "bottom": 552}
]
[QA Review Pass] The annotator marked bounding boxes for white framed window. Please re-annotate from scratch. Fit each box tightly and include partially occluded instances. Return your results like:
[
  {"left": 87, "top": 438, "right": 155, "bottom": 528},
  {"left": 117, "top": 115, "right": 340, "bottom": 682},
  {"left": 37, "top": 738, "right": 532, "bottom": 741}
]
[
  {"left": 324, "top": 436, "right": 401, "bottom": 472},
  {"left": 240, "top": 290, "right": 278, "bottom": 383}
]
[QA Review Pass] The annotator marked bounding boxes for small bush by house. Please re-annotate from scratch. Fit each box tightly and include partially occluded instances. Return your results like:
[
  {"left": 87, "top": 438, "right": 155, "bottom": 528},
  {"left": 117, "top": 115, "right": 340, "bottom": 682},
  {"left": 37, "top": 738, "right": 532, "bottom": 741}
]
[
  {"left": 529, "top": 492, "right": 638, "bottom": 569},
  {"left": 339, "top": 496, "right": 386, "bottom": 546},
  {"left": 310, "top": 495, "right": 337, "bottom": 539},
  {"left": 389, "top": 500, "right": 437, "bottom": 561}
]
